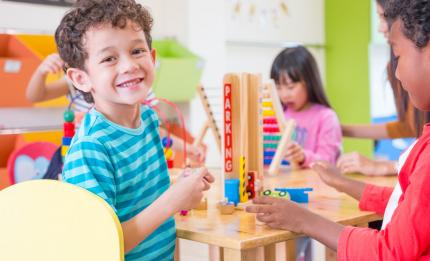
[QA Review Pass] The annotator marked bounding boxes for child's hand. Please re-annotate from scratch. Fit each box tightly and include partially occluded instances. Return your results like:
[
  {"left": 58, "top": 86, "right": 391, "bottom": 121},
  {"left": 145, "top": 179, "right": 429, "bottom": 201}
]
[
  {"left": 336, "top": 152, "right": 377, "bottom": 175},
  {"left": 170, "top": 167, "right": 214, "bottom": 212},
  {"left": 311, "top": 161, "right": 344, "bottom": 188},
  {"left": 187, "top": 144, "right": 206, "bottom": 166},
  {"left": 37, "top": 53, "right": 64, "bottom": 76},
  {"left": 284, "top": 142, "right": 305, "bottom": 164},
  {"left": 246, "top": 196, "right": 310, "bottom": 233}
]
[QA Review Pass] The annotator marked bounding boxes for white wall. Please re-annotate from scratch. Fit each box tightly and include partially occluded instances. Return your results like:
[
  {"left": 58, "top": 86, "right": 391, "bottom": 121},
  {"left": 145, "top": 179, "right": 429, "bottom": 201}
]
[
  {"left": 0, "top": 0, "right": 325, "bottom": 168},
  {"left": 0, "top": 1, "right": 68, "bottom": 33},
  {"left": 369, "top": 0, "right": 395, "bottom": 119}
]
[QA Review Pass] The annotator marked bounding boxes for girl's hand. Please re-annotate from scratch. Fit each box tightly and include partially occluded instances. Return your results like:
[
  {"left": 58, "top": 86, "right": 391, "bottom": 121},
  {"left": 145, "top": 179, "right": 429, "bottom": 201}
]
[
  {"left": 285, "top": 142, "right": 305, "bottom": 164},
  {"left": 37, "top": 53, "right": 64, "bottom": 76},
  {"left": 336, "top": 152, "right": 374, "bottom": 174},
  {"left": 170, "top": 167, "right": 214, "bottom": 212},
  {"left": 336, "top": 152, "right": 392, "bottom": 176},
  {"left": 311, "top": 161, "right": 345, "bottom": 189},
  {"left": 246, "top": 196, "right": 311, "bottom": 233}
]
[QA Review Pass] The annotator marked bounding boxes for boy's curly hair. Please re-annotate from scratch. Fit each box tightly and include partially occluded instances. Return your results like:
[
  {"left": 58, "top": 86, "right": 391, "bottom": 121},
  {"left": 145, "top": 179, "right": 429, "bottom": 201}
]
[
  {"left": 55, "top": 0, "right": 153, "bottom": 103},
  {"left": 385, "top": 0, "right": 430, "bottom": 48}
]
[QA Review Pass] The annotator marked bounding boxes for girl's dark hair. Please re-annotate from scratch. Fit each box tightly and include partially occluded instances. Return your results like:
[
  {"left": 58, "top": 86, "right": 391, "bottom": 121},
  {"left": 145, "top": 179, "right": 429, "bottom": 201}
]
[
  {"left": 388, "top": 49, "right": 408, "bottom": 122},
  {"left": 385, "top": 0, "right": 430, "bottom": 48},
  {"left": 55, "top": 0, "right": 153, "bottom": 103},
  {"left": 270, "top": 46, "right": 331, "bottom": 108}
]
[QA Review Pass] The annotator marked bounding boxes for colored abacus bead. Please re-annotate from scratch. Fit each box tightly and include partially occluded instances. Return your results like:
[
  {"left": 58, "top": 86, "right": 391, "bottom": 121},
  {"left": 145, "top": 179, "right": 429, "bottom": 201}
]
[
  {"left": 162, "top": 137, "right": 173, "bottom": 148},
  {"left": 63, "top": 110, "right": 75, "bottom": 122},
  {"left": 164, "top": 148, "right": 173, "bottom": 160}
]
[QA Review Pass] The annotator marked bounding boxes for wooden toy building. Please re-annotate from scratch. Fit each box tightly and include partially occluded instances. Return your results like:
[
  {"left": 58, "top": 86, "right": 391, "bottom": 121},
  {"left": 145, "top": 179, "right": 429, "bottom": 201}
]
[
  {"left": 223, "top": 73, "right": 263, "bottom": 204},
  {"left": 222, "top": 75, "right": 297, "bottom": 205}
]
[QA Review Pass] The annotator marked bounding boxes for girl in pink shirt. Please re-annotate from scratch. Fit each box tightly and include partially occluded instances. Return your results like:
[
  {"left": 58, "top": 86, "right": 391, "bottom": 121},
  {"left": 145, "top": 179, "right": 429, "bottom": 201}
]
[
  {"left": 271, "top": 46, "right": 342, "bottom": 167},
  {"left": 247, "top": 0, "right": 430, "bottom": 259}
]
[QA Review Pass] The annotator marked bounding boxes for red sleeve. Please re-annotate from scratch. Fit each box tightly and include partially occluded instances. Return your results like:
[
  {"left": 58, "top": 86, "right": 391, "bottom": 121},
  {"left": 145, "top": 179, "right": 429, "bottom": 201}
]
[
  {"left": 337, "top": 146, "right": 430, "bottom": 260},
  {"left": 358, "top": 184, "right": 394, "bottom": 215}
]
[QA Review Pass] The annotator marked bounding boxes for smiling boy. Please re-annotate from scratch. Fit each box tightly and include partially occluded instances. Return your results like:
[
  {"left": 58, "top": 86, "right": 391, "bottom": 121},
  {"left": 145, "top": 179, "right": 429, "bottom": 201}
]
[{"left": 57, "top": 1, "right": 214, "bottom": 260}]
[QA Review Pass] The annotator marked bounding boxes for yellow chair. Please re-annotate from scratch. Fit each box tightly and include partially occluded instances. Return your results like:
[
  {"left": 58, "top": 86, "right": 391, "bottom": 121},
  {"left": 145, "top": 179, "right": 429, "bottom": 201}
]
[{"left": 0, "top": 180, "right": 124, "bottom": 261}]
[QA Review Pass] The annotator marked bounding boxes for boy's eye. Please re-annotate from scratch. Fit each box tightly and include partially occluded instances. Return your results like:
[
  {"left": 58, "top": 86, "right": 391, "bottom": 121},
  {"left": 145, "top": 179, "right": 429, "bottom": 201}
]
[
  {"left": 101, "top": 56, "right": 116, "bottom": 63},
  {"left": 132, "top": 48, "right": 146, "bottom": 55}
]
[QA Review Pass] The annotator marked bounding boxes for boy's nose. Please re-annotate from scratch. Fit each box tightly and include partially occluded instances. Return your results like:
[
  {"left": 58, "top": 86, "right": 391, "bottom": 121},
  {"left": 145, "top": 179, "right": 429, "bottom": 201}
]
[{"left": 120, "top": 56, "right": 139, "bottom": 74}]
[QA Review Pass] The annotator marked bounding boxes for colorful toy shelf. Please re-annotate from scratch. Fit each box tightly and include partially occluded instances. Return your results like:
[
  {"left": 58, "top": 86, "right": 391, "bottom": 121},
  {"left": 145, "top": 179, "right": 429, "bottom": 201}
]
[
  {"left": 152, "top": 39, "right": 204, "bottom": 102},
  {"left": 0, "top": 33, "right": 66, "bottom": 108}
]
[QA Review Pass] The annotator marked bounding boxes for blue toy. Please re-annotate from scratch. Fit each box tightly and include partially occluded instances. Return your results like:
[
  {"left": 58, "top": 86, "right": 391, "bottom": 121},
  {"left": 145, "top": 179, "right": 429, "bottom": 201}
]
[
  {"left": 275, "top": 188, "right": 313, "bottom": 203},
  {"left": 224, "top": 179, "right": 240, "bottom": 206}
]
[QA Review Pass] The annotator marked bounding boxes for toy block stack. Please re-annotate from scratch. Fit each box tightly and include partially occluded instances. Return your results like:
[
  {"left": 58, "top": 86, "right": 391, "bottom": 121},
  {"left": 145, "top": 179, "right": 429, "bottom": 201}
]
[
  {"left": 223, "top": 73, "right": 263, "bottom": 205},
  {"left": 62, "top": 110, "right": 75, "bottom": 160},
  {"left": 162, "top": 137, "right": 174, "bottom": 169}
]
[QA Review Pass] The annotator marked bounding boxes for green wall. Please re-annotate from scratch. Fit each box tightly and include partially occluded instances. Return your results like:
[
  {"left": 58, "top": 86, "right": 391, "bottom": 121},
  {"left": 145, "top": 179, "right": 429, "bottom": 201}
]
[{"left": 325, "top": 0, "right": 372, "bottom": 156}]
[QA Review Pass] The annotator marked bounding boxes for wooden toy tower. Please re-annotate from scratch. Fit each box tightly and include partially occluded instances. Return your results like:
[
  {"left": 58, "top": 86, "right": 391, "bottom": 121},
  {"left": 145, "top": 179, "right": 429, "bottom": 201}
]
[{"left": 223, "top": 73, "right": 263, "bottom": 203}]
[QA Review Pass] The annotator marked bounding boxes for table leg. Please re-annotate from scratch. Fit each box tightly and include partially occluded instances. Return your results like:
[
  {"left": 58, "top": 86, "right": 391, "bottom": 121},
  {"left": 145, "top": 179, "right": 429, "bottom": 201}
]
[
  {"left": 286, "top": 240, "right": 297, "bottom": 261},
  {"left": 264, "top": 243, "right": 276, "bottom": 261},
  {"left": 209, "top": 245, "right": 223, "bottom": 261},
  {"left": 174, "top": 238, "right": 180, "bottom": 261},
  {"left": 223, "top": 247, "right": 258, "bottom": 261}
]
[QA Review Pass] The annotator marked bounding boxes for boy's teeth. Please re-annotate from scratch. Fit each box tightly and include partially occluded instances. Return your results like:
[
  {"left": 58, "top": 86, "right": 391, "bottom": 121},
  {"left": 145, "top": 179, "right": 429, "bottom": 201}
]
[{"left": 119, "top": 79, "right": 140, "bottom": 87}]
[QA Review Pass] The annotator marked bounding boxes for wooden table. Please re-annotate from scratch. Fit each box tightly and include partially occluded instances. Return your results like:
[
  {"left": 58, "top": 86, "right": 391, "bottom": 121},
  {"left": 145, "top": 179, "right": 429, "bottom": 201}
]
[
  {"left": 174, "top": 169, "right": 397, "bottom": 260},
  {"left": 0, "top": 107, "right": 65, "bottom": 134}
]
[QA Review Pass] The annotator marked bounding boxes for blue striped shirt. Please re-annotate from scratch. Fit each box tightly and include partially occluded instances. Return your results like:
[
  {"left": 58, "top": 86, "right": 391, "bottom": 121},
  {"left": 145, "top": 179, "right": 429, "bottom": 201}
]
[{"left": 62, "top": 106, "right": 176, "bottom": 261}]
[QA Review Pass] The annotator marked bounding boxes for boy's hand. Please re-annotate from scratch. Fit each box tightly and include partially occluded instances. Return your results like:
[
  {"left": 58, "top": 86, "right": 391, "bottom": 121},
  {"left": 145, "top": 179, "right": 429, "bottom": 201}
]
[
  {"left": 336, "top": 152, "right": 372, "bottom": 175},
  {"left": 171, "top": 167, "right": 214, "bottom": 212},
  {"left": 37, "top": 53, "right": 64, "bottom": 76},
  {"left": 311, "top": 161, "right": 345, "bottom": 189},
  {"left": 284, "top": 142, "right": 305, "bottom": 164},
  {"left": 187, "top": 144, "right": 206, "bottom": 166},
  {"left": 246, "top": 196, "right": 310, "bottom": 233}
]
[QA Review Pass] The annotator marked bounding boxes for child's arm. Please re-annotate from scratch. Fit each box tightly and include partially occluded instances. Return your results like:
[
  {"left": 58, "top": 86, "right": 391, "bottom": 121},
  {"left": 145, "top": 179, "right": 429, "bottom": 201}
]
[
  {"left": 313, "top": 161, "right": 394, "bottom": 215},
  {"left": 336, "top": 152, "right": 397, "bottom": 176},
  {"left": 63, "top": 137, "right": 214, "bottom": 253},
  {"left": 341, "top": 123, "right": 389, "bottom": 139},
  {"left": 246, "top": 196, "right": 344, "bottom": 250},
  {"left": 312, "top": 161, "right": 366, "bottom": 201},
  {"left": 121, "top": 168, "right": 214, "bottom": 252},
  {"left": 26, "top": 53, "right": 69, "bottom": 102}
]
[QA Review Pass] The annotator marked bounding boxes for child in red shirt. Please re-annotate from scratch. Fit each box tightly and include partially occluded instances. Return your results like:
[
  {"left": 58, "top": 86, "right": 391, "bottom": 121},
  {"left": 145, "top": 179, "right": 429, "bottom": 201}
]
[{"left": 247, "top": 0, "right": 430, "bottom": 259}]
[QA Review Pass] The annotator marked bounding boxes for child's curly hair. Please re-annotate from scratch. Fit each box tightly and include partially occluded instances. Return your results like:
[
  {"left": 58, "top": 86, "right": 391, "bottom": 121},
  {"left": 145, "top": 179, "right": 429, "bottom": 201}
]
[
  {"left": 55, "top": 0, "right": 153, "bottom": 103},
  {"left": 385, "top": 0, "right": 430, "bottom": 48}
]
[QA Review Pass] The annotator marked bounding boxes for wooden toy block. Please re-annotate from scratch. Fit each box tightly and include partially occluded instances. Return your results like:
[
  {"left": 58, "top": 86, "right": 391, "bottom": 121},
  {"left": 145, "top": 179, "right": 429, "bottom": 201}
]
[
  {"left": 194, "top": 198, "right": 208, "bottom": 210},
  {"left": 217, "top": 201, "right": 235, "bottom": 215},
  {"left": 223, "top": 73, "right": 242, "bottom": 177},
  {"left": 61, "top": 146, "right": 69, "bottom": 157},
  {"left": 246, "top": 74, "right": 264, "bottom": 182}
]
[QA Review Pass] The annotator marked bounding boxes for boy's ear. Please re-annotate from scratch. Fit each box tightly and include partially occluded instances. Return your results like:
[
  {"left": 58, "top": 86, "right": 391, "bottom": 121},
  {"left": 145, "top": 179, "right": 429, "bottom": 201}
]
[
  {"left": 151, "top": 48, "right": 157, "bottom": 65},
  {"left": 66, "top": 68, "right": 92, "bottom": 92}
]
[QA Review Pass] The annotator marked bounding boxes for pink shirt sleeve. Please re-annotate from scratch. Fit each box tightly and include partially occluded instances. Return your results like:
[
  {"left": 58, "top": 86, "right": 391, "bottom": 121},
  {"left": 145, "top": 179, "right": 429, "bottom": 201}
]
[
  {"left": 337, "top": 148, "right": 430, "bottom": 260},
  {"left": 301, "top": 110, "right": 342, "bottom": 167},
  {"left": 358, "top": 184, "right": 394, "bottom": 215}
]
